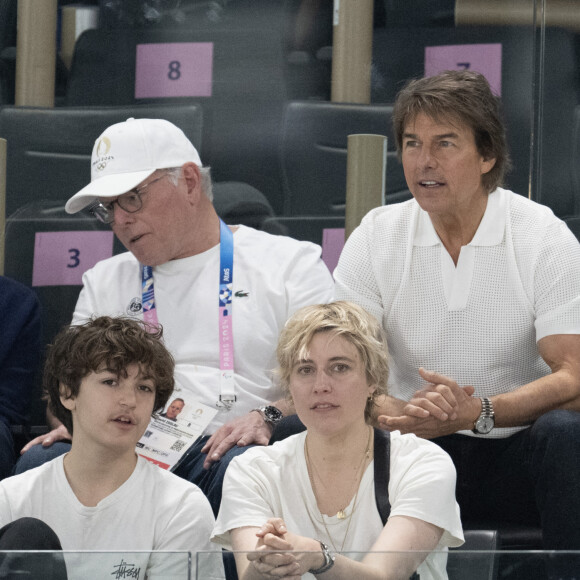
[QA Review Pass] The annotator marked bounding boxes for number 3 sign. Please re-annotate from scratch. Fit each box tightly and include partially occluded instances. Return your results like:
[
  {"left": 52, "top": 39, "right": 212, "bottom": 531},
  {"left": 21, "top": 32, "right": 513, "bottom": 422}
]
[
  {"left": 32, "top": 231, "right": 114, "bottom": 287},
  {"left": 135, "top": 42, "right": 214, "bottom": 99}
]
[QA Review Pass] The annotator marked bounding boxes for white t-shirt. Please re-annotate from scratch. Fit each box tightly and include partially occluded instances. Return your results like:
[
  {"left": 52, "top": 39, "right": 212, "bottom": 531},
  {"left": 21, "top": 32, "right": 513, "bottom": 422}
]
[
  {"left": 73, "top": 225, "right": 334, "bottom": 433},
  {"left": 335, "top": 189, "right": 580, "bottom": 438},
  {"left": 212, "top": 431, "right": 464, "bottom": 580},
  {"left": 0, "top": 455, "right": 223, "bottom": 580}
]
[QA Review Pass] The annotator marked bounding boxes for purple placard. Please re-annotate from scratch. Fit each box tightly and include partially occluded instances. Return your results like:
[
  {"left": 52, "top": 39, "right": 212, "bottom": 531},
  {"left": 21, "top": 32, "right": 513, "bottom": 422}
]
[
  {"left": 135, "top": 42, "right": 213, "bottom": 99},
  {"left": 32, "top": 231, "right": 114, "bottom": 287},
  {"left": 425, "top": 44, "right": 502, "bottom": 96},
  {"left": 322, "top": 228, "right": 345, "bottom": 274}
]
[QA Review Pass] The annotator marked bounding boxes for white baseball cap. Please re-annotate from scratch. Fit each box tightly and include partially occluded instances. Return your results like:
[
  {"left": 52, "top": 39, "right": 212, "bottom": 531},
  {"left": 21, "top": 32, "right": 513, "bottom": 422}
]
[{"left": 65, "top": 117, "right": 202, "bottom": 214}]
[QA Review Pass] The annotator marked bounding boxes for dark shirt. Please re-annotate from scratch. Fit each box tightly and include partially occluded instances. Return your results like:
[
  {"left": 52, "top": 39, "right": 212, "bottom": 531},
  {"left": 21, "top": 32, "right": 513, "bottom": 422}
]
[{"left": 0, "top": 276, "right": 42, "bottom": 427}]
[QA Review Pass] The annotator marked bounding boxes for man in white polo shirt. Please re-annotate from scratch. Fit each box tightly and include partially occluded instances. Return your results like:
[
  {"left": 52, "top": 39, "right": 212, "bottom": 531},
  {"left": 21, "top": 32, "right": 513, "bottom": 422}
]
[{"left": 335, "top": 71, "right": 580, "bottom": 554}]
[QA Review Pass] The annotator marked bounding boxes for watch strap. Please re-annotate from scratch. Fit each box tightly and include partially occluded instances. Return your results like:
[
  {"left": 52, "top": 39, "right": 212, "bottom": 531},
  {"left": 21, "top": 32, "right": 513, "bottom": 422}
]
[
  {"left": 251, "top": 405, "right": 283, "bottom": 425},
  {"left": 480, "top": 397, "right": 494, "bottom": 420},
  {"left": 309, "top": 540, "right": 336, "bottom": 574},
  {"left": 473, "top": 397, "right": 495, "bottom": 433}
]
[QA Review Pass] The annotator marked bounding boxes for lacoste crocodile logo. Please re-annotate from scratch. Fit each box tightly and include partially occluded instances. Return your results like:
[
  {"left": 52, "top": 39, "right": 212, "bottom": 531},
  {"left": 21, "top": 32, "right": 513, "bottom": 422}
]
[{"left": 235, "top": 290, "right": 249, "bottom": 298}]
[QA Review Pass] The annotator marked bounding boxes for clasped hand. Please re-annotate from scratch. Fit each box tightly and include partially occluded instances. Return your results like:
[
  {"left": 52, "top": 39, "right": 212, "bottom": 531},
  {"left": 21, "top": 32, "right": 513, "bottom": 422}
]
[
  {"left": 378, "top": 368, "right": 478, "bottom": 439},
  {"left": 247, "top": 519, "right": 320, "bottom": 579}
]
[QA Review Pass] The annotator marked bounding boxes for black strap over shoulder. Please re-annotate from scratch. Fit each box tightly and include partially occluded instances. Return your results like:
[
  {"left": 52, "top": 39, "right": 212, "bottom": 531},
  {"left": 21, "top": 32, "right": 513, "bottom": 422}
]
[
  {"left": 373, "top": 428, "right": 420, "bottom": 580},
  {"left": 373, "top": 427, "right": 392, "bottom": 525}
]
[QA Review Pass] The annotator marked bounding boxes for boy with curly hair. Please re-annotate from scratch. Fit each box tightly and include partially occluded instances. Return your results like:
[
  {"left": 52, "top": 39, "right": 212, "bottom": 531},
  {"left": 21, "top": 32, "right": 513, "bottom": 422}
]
[{"left": 0, "top": 316, "right": 221, "bottom": 579}]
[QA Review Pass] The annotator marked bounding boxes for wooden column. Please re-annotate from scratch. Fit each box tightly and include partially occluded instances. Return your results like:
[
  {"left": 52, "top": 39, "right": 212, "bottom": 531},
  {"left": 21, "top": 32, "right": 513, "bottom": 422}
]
[
  {"left": 331, "top": 0, "right": 374, "bottom": 104},
  {"left": 60, "top": 5, "right": 99, "bottom": 70},
  {"left": 345, "top": 134, "right": 386, "bottom": 240},
  {"left": 0, "top": 138, "right": 6, "bottom": 275},
  {"left": 15, "top": 0, "right": 58, "bottom": 107},
  {"left": 332, "top": 0, "right": 385, "bottom": 234},
  {"left": 455, "top": 0, "right": 580, "bottom": 30}
]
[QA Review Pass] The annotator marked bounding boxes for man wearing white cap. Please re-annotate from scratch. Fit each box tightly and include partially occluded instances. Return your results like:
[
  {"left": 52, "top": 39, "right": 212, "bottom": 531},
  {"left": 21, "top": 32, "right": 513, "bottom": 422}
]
[{"left": 17, "top": 117, "right": 334, "bottom": 514}]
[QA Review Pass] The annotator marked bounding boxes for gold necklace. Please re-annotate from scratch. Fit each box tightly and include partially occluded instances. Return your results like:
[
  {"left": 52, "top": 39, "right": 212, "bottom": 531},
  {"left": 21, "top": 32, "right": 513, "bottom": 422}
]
[
  {"left": 304, "top": 426, "right": 373, "bottom": 552},
  {"left": 306, "top": 427, "right": 372, "bottom": 519}
]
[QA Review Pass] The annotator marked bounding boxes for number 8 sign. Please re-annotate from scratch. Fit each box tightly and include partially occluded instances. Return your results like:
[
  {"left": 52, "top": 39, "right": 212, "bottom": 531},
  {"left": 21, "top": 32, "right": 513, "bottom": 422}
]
[{"left": 135, "top": 42, "right": 214, "bottom": 99}]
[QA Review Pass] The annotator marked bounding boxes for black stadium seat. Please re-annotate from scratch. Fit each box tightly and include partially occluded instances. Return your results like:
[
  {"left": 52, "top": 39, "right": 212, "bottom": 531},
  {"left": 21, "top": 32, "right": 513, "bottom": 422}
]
[
  {"left": 370, "top": 25, "right": 580, "bottom": 218},
  {"left": 64, "top": 25, "right": 289, "bottom": 214},
  {"left": 0, "top": 103, "right": 203, "bottom": 218},
  {"left": 279, "top": 101, "right": 411, "bottom": 216}
]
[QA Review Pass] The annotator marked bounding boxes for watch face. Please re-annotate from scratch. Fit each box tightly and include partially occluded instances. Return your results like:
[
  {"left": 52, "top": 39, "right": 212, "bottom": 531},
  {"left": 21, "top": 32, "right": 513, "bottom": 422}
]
[
  {"left": 263, "top": 406, "right": 283, "bottom": 423},
  {"left": 475, "top": 416, "right": 494, "bottom": 434}
]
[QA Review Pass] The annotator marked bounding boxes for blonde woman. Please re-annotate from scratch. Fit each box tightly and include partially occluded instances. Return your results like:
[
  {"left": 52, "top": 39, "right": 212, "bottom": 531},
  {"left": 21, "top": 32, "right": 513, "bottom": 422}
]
[{"left": 213, "top": 301, "right": 463, "bottom": 579}]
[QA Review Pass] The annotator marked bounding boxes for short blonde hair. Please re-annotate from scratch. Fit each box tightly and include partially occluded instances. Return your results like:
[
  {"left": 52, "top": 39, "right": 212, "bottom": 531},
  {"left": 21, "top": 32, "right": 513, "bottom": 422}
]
[{"left": 277, "top": 301, "right": 389, "bottom": 422}]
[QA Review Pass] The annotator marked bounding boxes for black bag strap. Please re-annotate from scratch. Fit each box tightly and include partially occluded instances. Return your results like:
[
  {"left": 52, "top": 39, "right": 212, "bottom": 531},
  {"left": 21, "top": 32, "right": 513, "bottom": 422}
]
[
  {"left": 373, "top": 428, "right": 420, "bottom": 580},
  {"left": 373, "top": 427, "right": 392, "bottom": 525}
]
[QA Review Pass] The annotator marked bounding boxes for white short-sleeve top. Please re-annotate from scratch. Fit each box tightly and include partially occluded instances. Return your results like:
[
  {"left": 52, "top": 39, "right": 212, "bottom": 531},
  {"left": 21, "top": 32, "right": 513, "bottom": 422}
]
[{"left": 335, "top": 189, "right": 580, "bottom": 438}]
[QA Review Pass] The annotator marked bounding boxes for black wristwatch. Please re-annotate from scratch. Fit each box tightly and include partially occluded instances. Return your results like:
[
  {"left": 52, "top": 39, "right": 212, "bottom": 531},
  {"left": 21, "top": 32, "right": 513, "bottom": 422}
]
[
  {"left": 473, "top": 397, "right": 495, "bottom": 434},
  {"left": 309, "top": 540, "right": 336, "bottom": 575},
  {"left": 252, "top": 405, "right": 284, "bottom": 427}
]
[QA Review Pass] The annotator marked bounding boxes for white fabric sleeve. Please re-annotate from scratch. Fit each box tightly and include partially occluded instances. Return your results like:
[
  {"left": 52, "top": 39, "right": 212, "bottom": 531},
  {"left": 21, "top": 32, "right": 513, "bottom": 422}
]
[
  {"left": 71, "top": 267, "right": 101, "bottom": 325},
  {"left": 533, "top": 220, "right": 580, "bottom": 340},
  {"left": 0, "top": 486, "right": 13, "bottom": 527},
  {"left": 147, "top": 488, "right": 224, "bottom": 580},
  {"left": 211, "top": 455, "right": 274, "bottom": 549},
  {"left": 388, "top": 434, "right": 464, "bottom": 548},
  {"left": 72, "top": 257, "right": 136, "bottom": 325},
  {"left": 284, "top": 242, "right": 334, "bottom": 317},
  {"left": 334, "top": 212, "right": 385, "bottom": 322}
]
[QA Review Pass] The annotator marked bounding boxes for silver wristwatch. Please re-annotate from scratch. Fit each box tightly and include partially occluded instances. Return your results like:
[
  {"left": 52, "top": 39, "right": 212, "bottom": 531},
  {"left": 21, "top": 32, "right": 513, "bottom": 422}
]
[
  {"left": 309, "top": 540, "right": 336, "bottom": 575},
  {"left": 252, "top": 405, "right": 284, "bottom": 427},
  {"left": 473, "top": 397, "right": 495, "bottom": 434}
]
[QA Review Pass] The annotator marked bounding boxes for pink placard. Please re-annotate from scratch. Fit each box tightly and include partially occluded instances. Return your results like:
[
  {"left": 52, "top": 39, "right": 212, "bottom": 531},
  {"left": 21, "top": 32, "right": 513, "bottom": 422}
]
[
  {"left": 322, "top": 228, "right": 345, "bottom": 274},
  {"left": 425, "top": 44, "right": 502, "bottom": 96},
  {"left": 32, "top": 231, "right": 114, "bottom": 287},
  {"left": 135, "top": 42, "right": 213, "bottom": 99}
]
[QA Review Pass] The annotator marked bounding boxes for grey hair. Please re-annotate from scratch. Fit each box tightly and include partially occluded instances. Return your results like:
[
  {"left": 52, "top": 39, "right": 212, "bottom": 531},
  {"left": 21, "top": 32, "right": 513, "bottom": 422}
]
[
  {"left": 199, "top": 167, "right": 213, "bottom": 201},
  {"left": 165, "top": 165, "right": 213, "bottom": 201}
]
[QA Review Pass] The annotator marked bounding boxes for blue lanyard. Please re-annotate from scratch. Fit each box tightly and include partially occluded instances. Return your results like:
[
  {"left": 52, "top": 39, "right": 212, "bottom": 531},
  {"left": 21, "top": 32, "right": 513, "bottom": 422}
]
[
  {"left": 141, "top": 265, "right": 156, "bottom": 326},
  {"left": 217, "top": 219, "right": 236, "bottom": 408},
  {"left": 141, "top": 219, "right": 236, "bottom": 409}
]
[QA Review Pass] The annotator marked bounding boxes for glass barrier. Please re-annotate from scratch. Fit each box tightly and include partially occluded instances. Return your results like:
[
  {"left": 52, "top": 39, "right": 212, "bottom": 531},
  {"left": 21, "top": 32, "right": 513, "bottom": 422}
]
[
  {"left": 0, "top": 547, "right": 578, "bottom": 579},
  {"left": 38, "top": 0, "right": 572, "bottom": 220},
  {"left": 5, "top": 0, "right": 579, "bottom": 224},
  {"left": 0, "top": 550, "right": 198, "bottom": 580},
  {"left": 196, "top": 549, "right": 580, "bottom": 580},
  {"left": 534, "top": 0, "right": 580, "bottom": 218}
]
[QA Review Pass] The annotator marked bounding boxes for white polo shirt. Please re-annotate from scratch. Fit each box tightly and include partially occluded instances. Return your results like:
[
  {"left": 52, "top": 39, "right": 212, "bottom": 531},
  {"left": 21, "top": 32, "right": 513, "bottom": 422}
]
[{"left": 335, "top": 188, "right": 580, "bottom": 438}]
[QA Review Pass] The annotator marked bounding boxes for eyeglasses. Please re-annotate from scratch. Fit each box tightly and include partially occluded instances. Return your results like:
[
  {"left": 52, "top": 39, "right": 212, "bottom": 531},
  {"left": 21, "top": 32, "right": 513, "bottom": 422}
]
[{"left": 89, "top": 173, "right": 168, "bottom": 224}]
